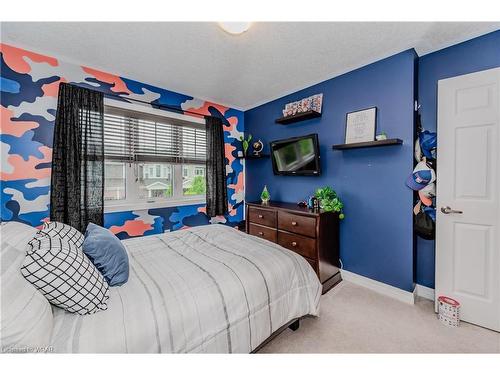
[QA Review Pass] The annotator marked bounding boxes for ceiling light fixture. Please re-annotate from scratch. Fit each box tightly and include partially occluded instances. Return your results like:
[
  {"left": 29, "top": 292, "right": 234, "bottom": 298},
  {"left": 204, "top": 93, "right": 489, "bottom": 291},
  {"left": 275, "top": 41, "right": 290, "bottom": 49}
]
[{"left": 218, "top": 22, "right": 252, "bottom": 35}]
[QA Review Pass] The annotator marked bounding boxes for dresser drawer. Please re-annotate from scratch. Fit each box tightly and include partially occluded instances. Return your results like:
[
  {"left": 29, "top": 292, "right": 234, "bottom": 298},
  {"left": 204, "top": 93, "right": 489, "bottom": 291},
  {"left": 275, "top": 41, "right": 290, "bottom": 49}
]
[
  {"left": 277, "top": 231, "right": 316, "bottom": 259},
  {"left": 278, "top": 211, "right": 316, "bottom": 237},
  {"left": 248, "top": 207, "right": 276, "bottom": 227},
  {"left": 248, "top": 223, "right": 277, "bottom": 243}
]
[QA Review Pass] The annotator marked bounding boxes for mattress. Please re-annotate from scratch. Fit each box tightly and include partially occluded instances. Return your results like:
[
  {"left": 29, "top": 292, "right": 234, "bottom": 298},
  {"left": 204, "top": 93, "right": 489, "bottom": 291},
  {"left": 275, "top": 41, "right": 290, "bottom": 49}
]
[{"left": 49, "top": 224, "right": 322, "bottom": 353}]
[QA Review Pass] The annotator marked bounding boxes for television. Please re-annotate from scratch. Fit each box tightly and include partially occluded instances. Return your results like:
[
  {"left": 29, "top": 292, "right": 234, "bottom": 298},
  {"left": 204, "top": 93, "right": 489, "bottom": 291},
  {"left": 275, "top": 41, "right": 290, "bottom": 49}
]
[{"left": 270, "top": 134, "right": 321, "bottom": 176}]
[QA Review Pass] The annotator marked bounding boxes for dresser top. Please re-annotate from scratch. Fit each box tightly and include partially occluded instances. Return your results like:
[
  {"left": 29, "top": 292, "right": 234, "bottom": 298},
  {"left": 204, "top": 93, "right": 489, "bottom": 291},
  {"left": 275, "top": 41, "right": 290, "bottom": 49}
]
[{"left": 246, "top": 200, "right": 327, "bottom": 217}]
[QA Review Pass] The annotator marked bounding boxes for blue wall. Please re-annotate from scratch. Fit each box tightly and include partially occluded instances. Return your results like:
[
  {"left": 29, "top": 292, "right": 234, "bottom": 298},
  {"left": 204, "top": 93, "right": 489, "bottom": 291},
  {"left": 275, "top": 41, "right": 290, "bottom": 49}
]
[
  {"left": 245, "top": 50, "right": 417, "bottom": 292},
  {"left": 416, "top": 29, "right": 500, "bottom": 288}
]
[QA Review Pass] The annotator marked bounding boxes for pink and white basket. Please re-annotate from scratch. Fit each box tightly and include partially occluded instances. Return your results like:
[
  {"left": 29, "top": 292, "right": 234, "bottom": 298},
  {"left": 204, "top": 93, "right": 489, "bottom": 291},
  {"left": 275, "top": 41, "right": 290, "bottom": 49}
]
[{"left": 438, "top": 296, "right": 460, "bottom": 327}]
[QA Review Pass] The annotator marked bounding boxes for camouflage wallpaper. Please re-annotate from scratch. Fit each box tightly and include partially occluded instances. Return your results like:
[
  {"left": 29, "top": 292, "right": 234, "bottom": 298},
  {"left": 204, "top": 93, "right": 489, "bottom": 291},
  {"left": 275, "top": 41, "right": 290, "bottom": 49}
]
[{"left": 1, "top": 43, "right": 244, "bottom": 239}]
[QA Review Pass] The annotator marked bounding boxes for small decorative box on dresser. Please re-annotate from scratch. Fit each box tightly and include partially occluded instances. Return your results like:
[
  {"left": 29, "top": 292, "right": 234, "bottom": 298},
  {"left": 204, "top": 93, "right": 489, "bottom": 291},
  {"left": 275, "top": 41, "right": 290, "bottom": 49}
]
[{"left": 245, "top": 201, "right": 341, "bottom": 293}]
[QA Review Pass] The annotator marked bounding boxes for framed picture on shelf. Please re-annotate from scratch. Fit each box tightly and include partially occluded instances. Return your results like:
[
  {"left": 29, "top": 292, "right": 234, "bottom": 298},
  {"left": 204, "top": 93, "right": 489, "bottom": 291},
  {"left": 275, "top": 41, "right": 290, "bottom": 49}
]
[
  {"left": 311, "top": 93, "right": 323, "bottom": 113},
  {"left": 344, "top": 107, "right": 377, "bottom": 144}
]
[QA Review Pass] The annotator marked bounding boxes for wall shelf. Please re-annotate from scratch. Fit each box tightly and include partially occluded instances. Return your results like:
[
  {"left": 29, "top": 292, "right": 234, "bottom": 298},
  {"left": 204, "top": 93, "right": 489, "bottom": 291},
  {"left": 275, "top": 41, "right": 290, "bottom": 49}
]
[
  {"left": 275, "top": 110, "right": 322, "bottom": 125},
  {"left": 332, "top": 138, "right": 403, "bottom": 150},
  {"left": 236, "top": 154, "right": 270, "bottom": 160}
]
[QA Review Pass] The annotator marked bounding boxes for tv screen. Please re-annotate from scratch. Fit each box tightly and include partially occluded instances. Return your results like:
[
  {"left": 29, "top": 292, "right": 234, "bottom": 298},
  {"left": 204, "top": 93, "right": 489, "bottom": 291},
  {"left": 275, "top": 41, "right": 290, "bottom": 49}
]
[{"left": 270, "top": 134, "right": 321, "bottom": 176}]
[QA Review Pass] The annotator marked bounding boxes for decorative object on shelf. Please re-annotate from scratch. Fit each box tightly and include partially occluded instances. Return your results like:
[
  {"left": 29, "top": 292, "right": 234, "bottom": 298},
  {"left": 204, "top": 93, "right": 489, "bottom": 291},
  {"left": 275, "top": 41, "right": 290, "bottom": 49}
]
[
  {"left": 282, "top": 93, "right": 323, "bottom": 118},
  {"left": 307, "top": 196, "right": 318, "bottom": 209},
  {"left": 311, "top": 94, "right": 323, "bottom": 113},
  {"left": 260, "top": 185, "right": 270, "bottom": 204},
  {"left": 314, "top": 186, "right": 344, "bottom": 219},
  {"left": 252, "top": 139, "right": 264, "bottom": 156},
  {"left": 237, "top": 151, "right": 244, "bottom": 157},
  {"left": 313, "top": 198, "right": 320, "bottom": 211},
  {"left": 375, "top": 131, "right": 387, "bottom": 141},
  {"left": 297, "top": 200, "right": 307, "bottom": 207},
  {"left": 345, "top": 107, "right": 377, "bottom": 144},
  {"left": 239, "top": 134, "right": 252, "bottom": 156}
]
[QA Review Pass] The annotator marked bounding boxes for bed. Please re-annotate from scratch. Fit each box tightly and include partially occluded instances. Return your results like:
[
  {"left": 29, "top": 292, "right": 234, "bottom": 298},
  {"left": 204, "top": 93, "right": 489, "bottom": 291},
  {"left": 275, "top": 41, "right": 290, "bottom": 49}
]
[{"left": 42, "top": 224, "right": 321, "bottom": 353}]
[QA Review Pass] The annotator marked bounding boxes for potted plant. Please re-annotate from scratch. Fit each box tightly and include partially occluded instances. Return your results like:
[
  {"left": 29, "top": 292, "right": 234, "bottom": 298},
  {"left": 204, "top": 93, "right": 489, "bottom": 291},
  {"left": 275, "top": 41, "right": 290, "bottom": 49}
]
[
  {"left": 240, "top": 134, "right": 252, "bottom": 156},
  {"left": 376, "top": 131, "right": 388, "bottom": 141},
  {"left": 314, "top": 186, "right": 345, "bottom": 219}
]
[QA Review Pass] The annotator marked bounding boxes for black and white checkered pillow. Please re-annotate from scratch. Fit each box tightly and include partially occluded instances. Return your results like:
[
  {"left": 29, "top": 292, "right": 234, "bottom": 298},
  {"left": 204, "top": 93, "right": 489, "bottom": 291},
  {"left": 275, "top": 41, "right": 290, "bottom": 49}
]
[
  {"left": 21, "top": 235, "right": 110, "bottom": 315},
  {"left": 39, "top": 221, "right": 84, "bottom": 247}
]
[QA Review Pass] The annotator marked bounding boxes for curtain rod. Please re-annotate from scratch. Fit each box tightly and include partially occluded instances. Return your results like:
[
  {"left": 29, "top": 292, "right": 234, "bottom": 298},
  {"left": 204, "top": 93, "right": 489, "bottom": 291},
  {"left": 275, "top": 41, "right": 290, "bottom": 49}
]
[{"left": 103, "top": 92, "right": 215, "bottom": 119}]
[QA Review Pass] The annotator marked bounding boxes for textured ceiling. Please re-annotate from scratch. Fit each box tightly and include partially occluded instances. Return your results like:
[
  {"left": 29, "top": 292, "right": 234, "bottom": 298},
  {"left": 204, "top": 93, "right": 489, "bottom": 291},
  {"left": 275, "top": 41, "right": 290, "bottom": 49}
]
[{"left": 2, "top": 22, "right": 499, "bottom": 110}]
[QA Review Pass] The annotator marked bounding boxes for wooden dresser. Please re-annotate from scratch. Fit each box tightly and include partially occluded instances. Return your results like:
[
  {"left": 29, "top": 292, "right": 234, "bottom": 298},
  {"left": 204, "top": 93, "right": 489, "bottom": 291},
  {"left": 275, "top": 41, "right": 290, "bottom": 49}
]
[{"left": 245, "top": 201, "right": 341, "bottom": 293}]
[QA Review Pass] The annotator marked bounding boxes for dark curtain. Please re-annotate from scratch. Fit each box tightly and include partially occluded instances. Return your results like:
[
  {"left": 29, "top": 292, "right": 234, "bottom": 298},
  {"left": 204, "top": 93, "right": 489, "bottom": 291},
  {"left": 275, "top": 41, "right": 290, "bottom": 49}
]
[
  {"left": 205, "top": 116, "right": 228, "bottom": 217},
  {"left": 50, "top": 83, "right": 104, "bottom": 232}
]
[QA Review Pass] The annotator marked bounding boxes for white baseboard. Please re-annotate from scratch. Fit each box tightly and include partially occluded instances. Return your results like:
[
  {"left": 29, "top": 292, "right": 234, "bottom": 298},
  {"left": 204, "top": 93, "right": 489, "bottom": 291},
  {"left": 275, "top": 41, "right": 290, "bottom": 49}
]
[
  {"left": 415, "top": 284, "right": 435, "bottom": 301},
  {"left": 340, "top": 269, "right": 415, "bottom": 304}
]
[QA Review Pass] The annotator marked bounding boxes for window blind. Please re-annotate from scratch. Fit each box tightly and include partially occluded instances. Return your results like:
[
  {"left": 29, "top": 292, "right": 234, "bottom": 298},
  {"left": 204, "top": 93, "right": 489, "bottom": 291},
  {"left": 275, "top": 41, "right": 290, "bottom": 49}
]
[{"left": 103, "top": 106, "right": 206, "bottom": 164}]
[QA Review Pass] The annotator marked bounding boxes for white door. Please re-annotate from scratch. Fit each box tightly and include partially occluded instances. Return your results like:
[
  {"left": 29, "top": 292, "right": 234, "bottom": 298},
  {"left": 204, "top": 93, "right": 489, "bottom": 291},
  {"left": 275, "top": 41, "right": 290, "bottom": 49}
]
[{"left": 436, "top": 67, "right": 500, "bottom": 331}]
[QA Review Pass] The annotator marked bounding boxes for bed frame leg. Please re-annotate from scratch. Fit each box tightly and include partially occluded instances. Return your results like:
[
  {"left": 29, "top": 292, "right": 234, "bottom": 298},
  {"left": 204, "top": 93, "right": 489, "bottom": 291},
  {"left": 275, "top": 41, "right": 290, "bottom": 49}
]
[{"left": 288, "top": 320, "right": 300, "bottom": 331}]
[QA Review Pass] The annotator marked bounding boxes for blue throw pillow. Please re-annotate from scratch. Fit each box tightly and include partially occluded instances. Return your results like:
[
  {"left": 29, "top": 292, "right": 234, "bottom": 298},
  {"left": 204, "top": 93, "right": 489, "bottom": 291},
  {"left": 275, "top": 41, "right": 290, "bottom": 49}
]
[{"left": 83, "top": 223, "right": 129, "bottom": 286}]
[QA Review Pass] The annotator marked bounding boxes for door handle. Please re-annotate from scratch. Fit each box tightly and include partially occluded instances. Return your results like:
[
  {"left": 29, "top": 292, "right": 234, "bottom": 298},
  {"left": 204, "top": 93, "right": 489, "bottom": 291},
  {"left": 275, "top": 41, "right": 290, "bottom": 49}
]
[{"left": 440, "top": 206, "right": 463, "bottom": 214}]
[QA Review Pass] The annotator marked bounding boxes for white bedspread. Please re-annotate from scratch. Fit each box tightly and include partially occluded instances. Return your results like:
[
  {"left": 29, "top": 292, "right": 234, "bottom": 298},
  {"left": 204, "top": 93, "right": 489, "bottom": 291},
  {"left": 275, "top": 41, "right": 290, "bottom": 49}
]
[{"left": 50, "top": 224, "right": 321, "bottom": 353}]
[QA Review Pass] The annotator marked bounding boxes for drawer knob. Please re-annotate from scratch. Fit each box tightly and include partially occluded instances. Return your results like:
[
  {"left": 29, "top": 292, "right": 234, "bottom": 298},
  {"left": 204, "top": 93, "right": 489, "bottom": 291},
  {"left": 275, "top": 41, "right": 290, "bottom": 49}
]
[
  {"left": 258, "top": 214, "right": 263, "bottom": 218},
  {"left": 258, "top": 232, "right": 264, "bottom": 236},
  {"left": 291, "top": 241, "right": 297, "bottom": 247},
  {"left": 291, "top": 221, "right": 297, "bottom": 226}
]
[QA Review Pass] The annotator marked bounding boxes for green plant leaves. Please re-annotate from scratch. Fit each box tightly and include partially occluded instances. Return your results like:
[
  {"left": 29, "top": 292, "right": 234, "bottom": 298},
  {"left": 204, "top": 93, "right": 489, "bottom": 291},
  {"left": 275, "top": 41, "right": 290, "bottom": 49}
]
[{"left": 314, "top": 186, "right": 344, "bottom": 218}]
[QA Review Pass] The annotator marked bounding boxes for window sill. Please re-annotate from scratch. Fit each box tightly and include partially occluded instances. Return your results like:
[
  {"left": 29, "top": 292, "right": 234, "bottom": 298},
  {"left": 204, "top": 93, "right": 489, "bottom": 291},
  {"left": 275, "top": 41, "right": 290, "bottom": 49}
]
[{"left": 104, "top": 197, "right": 206, "bottom": 213}]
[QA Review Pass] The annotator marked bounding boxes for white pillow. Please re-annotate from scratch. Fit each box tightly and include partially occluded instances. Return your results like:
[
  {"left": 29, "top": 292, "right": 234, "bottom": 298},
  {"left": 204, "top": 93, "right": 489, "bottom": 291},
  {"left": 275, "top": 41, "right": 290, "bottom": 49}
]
[
  {"left": 22, "top": 235, "right": 110, "bottom": 315},
  {"left": 0, "top": 222, "right": 54, "bottom": 352},
  {"left": 38, "top": 221, "right": 84, "bottom": 247}
]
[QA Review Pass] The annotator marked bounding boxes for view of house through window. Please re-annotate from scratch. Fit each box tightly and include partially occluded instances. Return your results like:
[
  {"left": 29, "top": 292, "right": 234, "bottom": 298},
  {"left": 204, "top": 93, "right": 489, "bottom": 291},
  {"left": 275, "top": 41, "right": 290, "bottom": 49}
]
[
  {"left": 105, "top": 163, "right": 208, "bottom": 202},
  {"left": 138, "top": 163, "right": 173, "bottom": 199},
  {"left": 183, "top": 165, "right": 206, "bottom": 196},
  {"left": 103, "top": 105, "right": 206, "bottom": 207}
]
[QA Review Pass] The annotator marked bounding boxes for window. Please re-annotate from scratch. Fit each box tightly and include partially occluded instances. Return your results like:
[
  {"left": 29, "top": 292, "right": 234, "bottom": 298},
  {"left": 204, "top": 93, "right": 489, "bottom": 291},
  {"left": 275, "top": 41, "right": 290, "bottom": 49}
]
[
  {"left": 138, "top": 163, "right": 173, "bottom": 199},
  {"left": 104, "top": 161, "right": 126, "bottom": 201},
  {"left": 183, "top": 165, "right": 206, "bottom": 196},
  {"left": 103, "top": 104, "right": 206, "bottom": 210}
]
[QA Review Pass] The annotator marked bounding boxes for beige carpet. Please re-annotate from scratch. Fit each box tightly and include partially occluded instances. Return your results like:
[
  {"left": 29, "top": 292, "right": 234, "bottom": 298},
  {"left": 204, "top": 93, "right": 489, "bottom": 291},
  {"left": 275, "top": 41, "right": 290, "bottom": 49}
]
[{"left": 258, "top": 281, "right": 500, "bottom": 353}]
